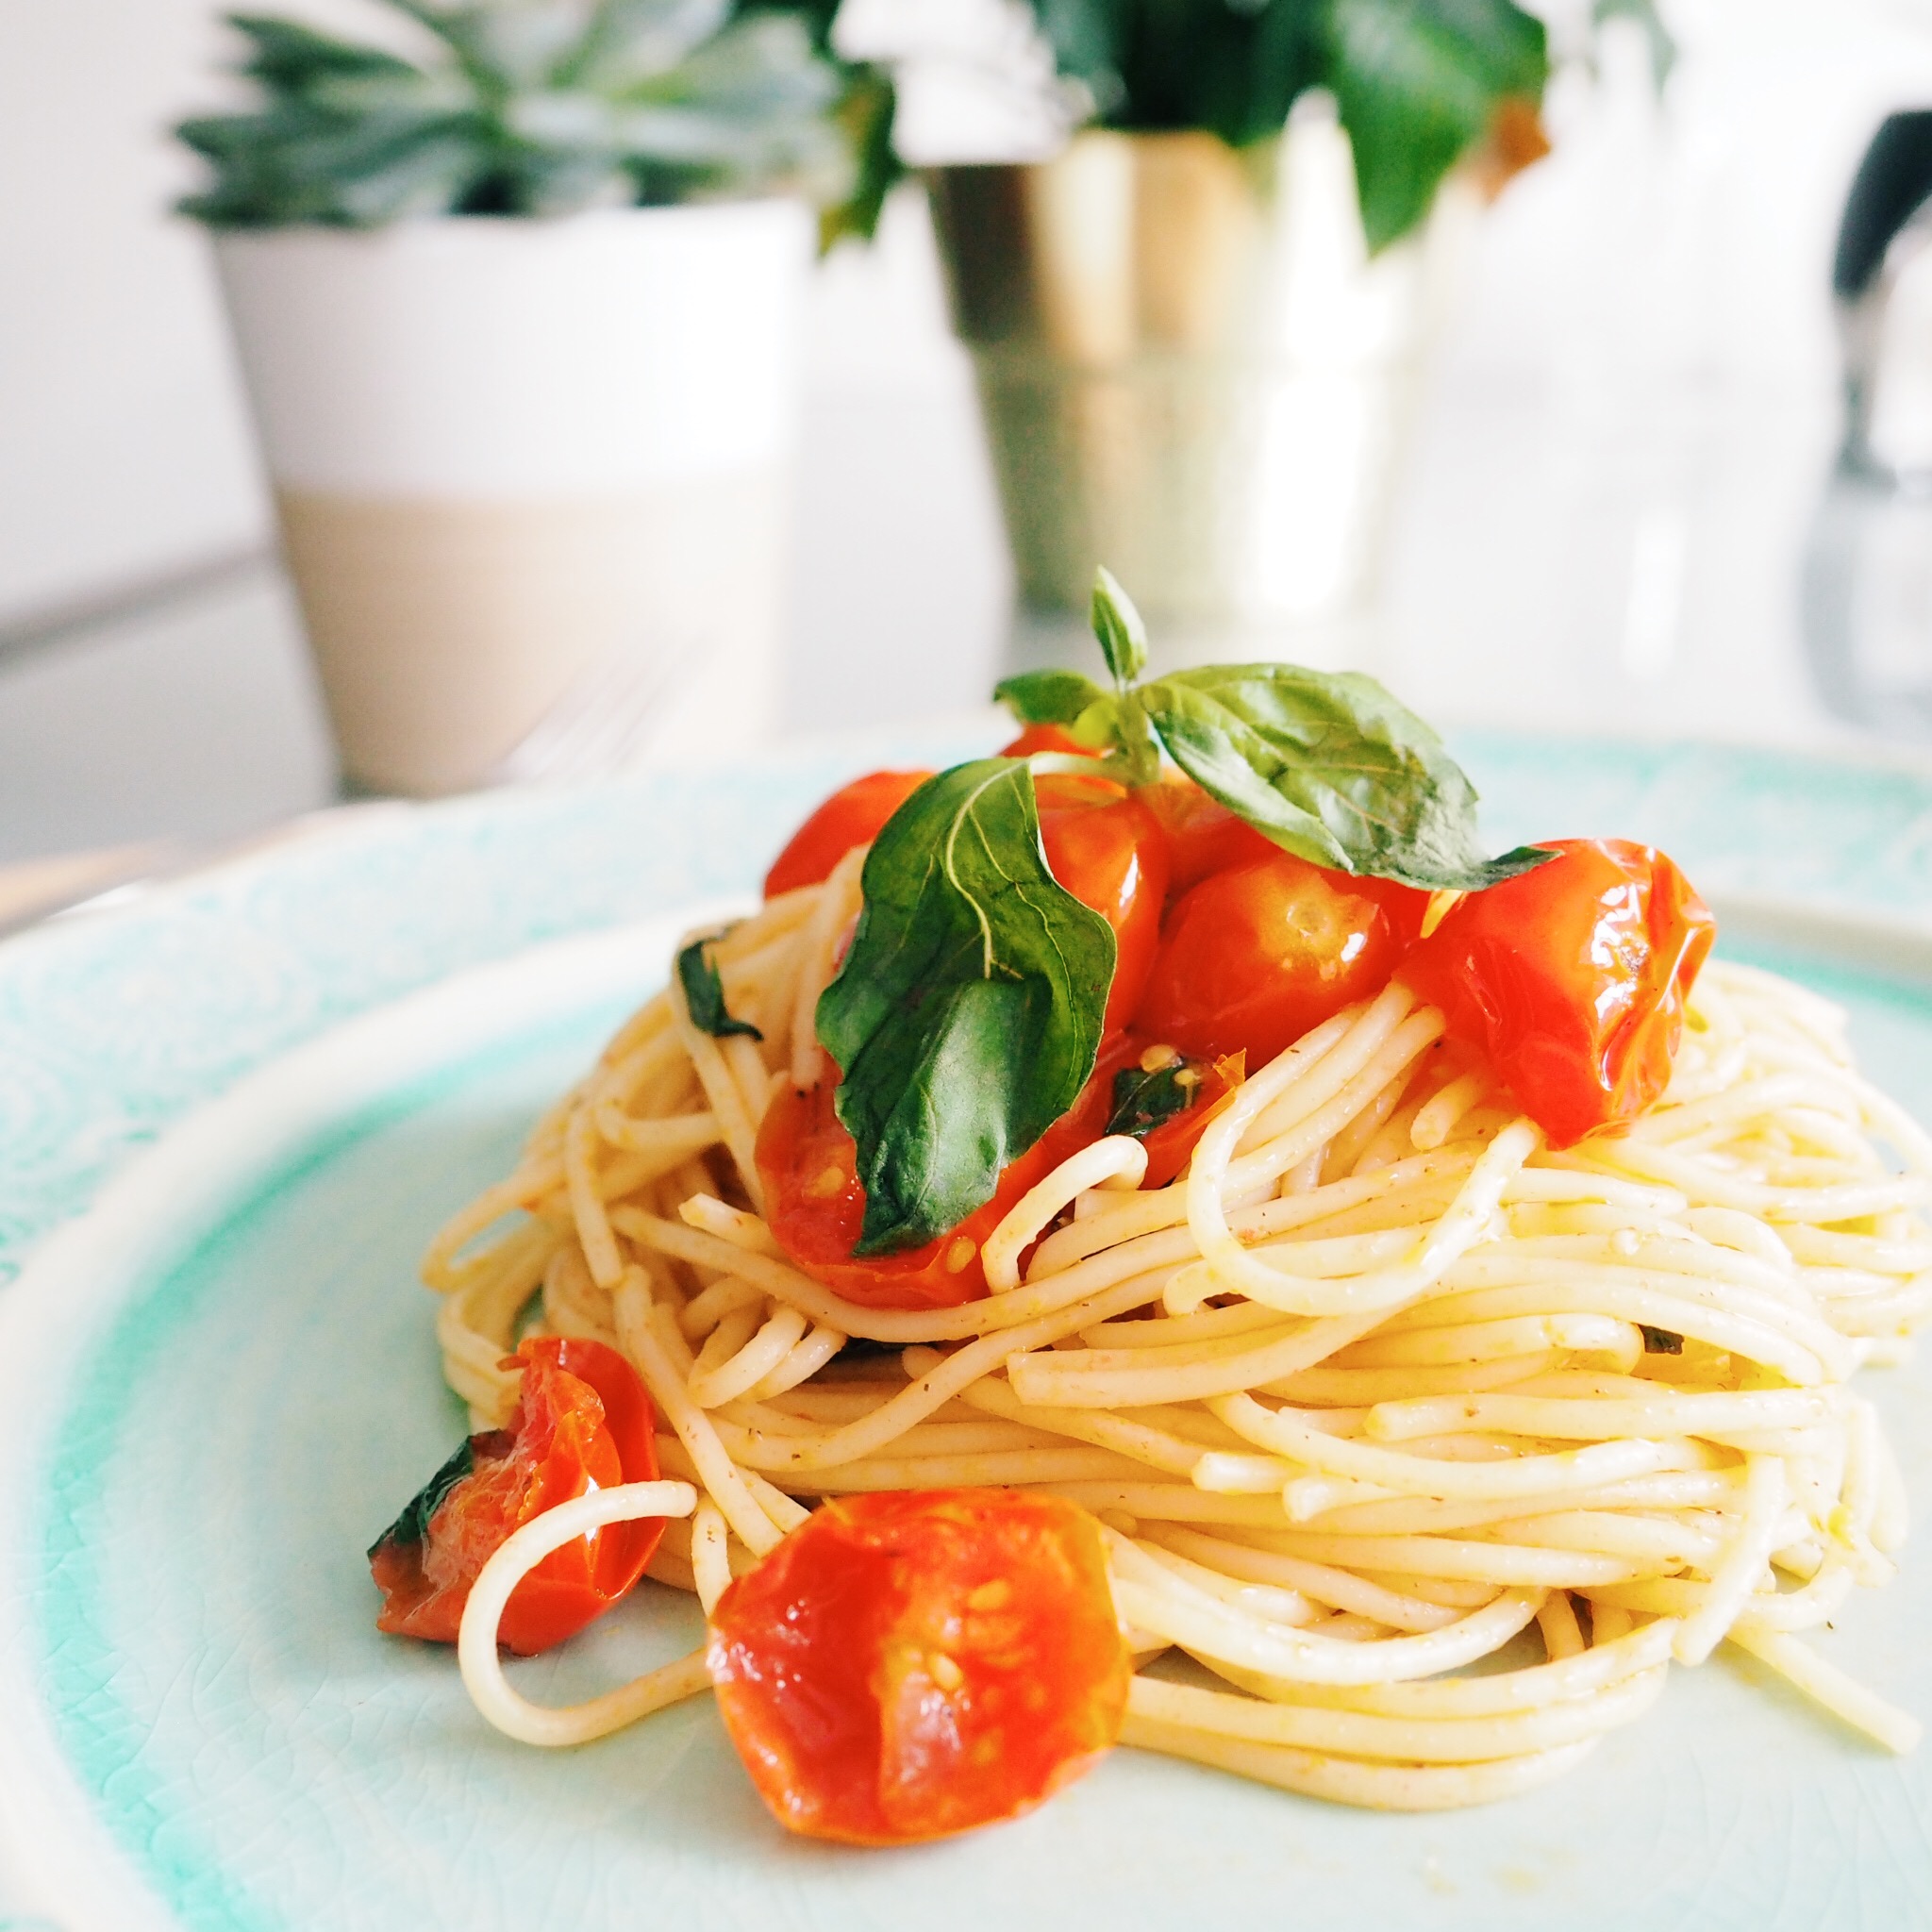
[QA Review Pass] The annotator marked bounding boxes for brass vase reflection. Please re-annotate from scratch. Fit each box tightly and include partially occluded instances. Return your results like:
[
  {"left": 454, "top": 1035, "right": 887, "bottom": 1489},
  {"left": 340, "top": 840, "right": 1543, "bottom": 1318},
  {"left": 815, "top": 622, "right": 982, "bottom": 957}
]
[{"left": 929, "top": 121, "right": 1451, "bottom": 663}]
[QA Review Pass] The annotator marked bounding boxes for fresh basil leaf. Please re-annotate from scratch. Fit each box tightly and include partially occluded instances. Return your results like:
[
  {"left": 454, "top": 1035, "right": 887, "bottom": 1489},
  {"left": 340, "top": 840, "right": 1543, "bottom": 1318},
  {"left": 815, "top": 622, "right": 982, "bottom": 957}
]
[
  {"left": 994, "top": 669, "right": 1110, "bottom": 729},
  {"left": 677, "top": 930, "right": 763, "bottom": 1041},
  {"left": 1131, "top": 663, "right": 1552, "bottom": 891},
  {"left": 1328, "top": 0, "right": 1550, "bottom": 252},
  {"left": 1107, "top": 1060, "right": 1197, "bottom": 1140},
  {"left": 368, "top": 1435, "right": 478, "bottom": 1558},
  {"left": 1091, "top": 565, "right": 1148, "bottom": 685},
  {"left": 816, "top": 760, "right": 1115, "bottom": 1254},
  {"left": 1640, "top": 1324, "right": 1684, "bottom": 1356}
]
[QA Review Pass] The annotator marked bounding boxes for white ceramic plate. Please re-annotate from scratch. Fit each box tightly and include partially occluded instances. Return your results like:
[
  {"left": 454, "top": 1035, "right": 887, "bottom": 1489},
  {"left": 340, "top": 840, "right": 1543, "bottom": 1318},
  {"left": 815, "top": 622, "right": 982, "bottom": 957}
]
[{"left": 5, "top": 742, "right": 1932, "bottom": 1931}]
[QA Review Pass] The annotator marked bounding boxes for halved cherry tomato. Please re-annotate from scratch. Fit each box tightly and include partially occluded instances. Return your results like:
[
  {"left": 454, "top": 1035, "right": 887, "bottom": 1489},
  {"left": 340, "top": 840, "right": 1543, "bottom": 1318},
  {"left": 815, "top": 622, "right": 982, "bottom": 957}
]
[
  {"left": 1003, "top": 727, "right": 1170, "bottom": 1012},
  {"left": 1132, "top": 849, "right": 1430, "bottom": 1069},
  {"left": 757, "top": 1050, "right": 1117, "bottom": 1309},
  {"left": 708, "top": 1488, "right": 1128, "bottom": 1845},
  {"left": 763, "top": 769, "right": 934, "bottom": 898},
  {"left": 1138, "top": 775, "right": 1276, "bottom": 893},
  {"left": 1000, "top": 723, "right": 1089, "bottom": 758},
  {"left": 368, "top": 1337, "right": 663, "bottom": 1657},
  {"left": 1399, "top": 838, "right": 1715, "bottom": 1148}
]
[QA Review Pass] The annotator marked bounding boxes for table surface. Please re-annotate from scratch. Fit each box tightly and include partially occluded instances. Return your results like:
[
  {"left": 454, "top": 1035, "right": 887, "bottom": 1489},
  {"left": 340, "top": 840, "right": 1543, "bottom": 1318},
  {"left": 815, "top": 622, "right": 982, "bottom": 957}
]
[{"left": 0, "top": 274, "right": 1912, "bottom": 887}]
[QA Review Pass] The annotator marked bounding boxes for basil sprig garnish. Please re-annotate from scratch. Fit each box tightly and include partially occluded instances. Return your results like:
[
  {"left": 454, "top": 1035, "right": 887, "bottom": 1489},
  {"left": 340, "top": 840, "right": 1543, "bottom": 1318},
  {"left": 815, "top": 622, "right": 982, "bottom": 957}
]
[
  {"left": 819, "top": 566, "right": 1544, "bottom": 1256},
  {"left": 996, "top": 572, "right": 1551, "bottom": 892},
  {"left": 677, "top": 931, "right": 764, "bottom": 1041},
  {"left": 816, "top": 760, "right": 1114, "bottom": 1255}
]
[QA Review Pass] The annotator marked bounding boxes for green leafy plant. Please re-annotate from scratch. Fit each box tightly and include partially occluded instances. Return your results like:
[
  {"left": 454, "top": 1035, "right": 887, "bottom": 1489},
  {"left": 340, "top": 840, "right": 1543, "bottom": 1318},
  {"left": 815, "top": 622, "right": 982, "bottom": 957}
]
[
  {"left": 176, "top": 1, "right": 897, "bottom": 243},
  {"left": 1104, "top": 1058, "right": 1199, "bottom": 1139},
  {"left": 1022, "top": 0, "right": 1665, "bottom": 251},
  {"left": 817, "top": 567, "right": 1541, "bottom": 1254}
]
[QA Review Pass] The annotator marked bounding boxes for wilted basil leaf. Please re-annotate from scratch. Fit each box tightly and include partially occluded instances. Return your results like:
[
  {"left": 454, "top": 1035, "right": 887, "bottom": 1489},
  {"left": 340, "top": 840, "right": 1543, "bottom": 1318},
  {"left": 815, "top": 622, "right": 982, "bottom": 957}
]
[
  {"left": 368, "top": 1436, "right": 480, "bottom": 1559},
  {"left": 677, "top": 931, "right": 763, "bottom": 1041},
  {"left": 816, "top": 760, "right": 1114, "bottom": 1254},
  {"left": 1130, "top": 663, "right": 1551, "bottom": 891},
  {"left": 993, "top": 669, "right": 1111, "bottom": 729},
  {"left": 1640, "top": 1324, "right": 1684, "bottom": 1355},
  {"left": 1106, "top": 1060, "right": 1198, "bottom": 1140}
]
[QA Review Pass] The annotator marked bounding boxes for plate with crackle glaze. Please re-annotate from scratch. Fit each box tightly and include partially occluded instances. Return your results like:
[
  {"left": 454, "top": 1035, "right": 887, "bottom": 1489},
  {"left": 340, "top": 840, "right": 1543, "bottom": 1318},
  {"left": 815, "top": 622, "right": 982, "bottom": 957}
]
[{"left": 5, "top": 733, "right": 1932, "bottom": 1932}]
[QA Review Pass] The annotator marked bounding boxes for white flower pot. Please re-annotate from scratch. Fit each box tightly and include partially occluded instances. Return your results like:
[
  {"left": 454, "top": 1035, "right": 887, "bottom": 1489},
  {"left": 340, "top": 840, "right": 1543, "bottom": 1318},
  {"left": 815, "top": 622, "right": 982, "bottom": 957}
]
[{"left": 214, "top": 202, "right": 813, "bottom": 796}]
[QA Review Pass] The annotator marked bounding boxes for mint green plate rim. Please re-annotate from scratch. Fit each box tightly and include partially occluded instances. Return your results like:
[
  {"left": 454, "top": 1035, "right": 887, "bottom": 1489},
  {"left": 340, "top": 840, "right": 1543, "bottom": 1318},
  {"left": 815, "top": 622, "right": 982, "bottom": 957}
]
[{"left": 5, "top": 732, "right": 1932, "bottom": 1931}]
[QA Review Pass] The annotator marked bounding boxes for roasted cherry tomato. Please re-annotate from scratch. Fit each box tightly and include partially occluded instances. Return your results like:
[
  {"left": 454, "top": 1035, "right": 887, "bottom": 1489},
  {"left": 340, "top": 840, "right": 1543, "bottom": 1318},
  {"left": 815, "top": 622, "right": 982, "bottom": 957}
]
[
  {"left": 1132, "top": 848, "right": 1430, "bottom": 1069},
  {"left": 763, "top": 770, "right": 934, "bottom": 899},
  {"left": 708, "top": 1489, "right": 1128, "bottom": 1845},
  {"left": 999, "top": 723, "right": 1090, "bottom": 758},
  {"left": 369, "top": 1337, "right": 663, "bottom": 1656},
  {"left": 1138, "top": 775, "right": 1276, "bottom": 893},
  {"left": 1399, "top": 838, "right": 1715, "bottom": 1148},
  {"left": 757, "top": 1051, "right": 1117, "bottom": 1309},
  {"left": 1036, "top": 774, "right": 1172, "bottom": 1036}
]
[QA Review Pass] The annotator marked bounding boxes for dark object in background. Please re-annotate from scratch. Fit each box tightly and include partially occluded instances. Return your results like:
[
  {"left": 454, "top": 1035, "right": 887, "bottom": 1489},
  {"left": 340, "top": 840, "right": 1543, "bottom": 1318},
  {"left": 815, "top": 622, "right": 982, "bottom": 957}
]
[{"left": 1805, "top": 111, "right": 1932, "bottom": 735}]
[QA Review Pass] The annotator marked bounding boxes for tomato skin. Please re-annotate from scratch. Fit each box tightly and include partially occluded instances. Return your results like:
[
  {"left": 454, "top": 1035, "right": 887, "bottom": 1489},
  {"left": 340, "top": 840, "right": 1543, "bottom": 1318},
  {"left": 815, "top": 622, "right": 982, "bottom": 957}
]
[
  {"left": 757, "top": 1052, "right": 1117, "bottom": 1309},
  {"left": 369, "top": 1337, "right": 663, "bottom": 1656},
  {"left": 708, "top": 1489, "right": 1128, "bottom": 1845},
  {"left": 1399, "top": 839, "right": 1715, "bottom": 1148},
  {"left": 1138, "top": 776, "right": 1277, "bottom": 892},
  {"left": 1132, "top": 849, "right": 1430, "bottom": 1069},
  {"left": 764, "top": 770, "right": 934, "bottom": 898},
  {"left": 999, "top": 723, "right": 1090, "bottom": 758},
  {"left": 1036, "top": 775, "right": 1171, "bottom": 1035}
]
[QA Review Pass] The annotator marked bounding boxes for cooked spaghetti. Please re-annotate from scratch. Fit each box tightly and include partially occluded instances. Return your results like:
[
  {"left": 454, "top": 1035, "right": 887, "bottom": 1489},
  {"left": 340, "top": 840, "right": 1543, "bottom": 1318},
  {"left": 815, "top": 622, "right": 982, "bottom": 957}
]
[{"left": 424, "top": 869, "right": 1930, "bottom": 1811}]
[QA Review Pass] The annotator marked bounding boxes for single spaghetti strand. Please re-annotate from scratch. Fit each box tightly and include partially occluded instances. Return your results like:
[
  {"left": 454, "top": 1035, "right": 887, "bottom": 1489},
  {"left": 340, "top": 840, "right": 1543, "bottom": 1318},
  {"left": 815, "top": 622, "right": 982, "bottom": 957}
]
[{"left": 457, "top": 1481, "right": 700, "bottom": 1745}]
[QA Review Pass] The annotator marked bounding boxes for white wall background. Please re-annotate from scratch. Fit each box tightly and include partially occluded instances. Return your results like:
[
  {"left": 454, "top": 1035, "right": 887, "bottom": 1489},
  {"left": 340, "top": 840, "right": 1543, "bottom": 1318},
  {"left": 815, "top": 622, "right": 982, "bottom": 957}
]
[{"left": 5, "top": 0, "right": 1932, "bottom": 739}]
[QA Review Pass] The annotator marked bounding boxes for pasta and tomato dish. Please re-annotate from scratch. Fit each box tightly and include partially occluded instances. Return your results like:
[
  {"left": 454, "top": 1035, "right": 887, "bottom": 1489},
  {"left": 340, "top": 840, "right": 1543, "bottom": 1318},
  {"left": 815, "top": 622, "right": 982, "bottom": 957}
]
[{"left": 369, "top": 574, "right": 1929, "bottom": 1842}]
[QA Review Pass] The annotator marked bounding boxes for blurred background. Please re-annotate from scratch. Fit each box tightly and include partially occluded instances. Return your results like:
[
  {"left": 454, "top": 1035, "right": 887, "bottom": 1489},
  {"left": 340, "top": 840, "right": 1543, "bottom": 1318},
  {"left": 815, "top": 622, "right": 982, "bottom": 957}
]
[{"left": 6, "top": 0, "right": 1932, "bottom": 899}]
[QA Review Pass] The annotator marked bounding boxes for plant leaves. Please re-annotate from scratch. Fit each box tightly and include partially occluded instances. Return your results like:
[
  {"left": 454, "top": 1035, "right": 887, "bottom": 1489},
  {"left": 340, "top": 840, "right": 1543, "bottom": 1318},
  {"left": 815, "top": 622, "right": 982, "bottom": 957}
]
[
  {"left": 1026, "top": 0, "right": 1325, "bottom": 148},
  {"left": 176, "top": 0, "right": 897, "bottom": 234},
  {"left": 1021, "top": 0, "right": 1550, "bottom": 248},
  {"left": 677, "top": 930, "right": 763, "bottom": 1040},
  {"left": 1132, "top": 663, "right": 1551, "bottom": 890},
  {"left": 1327, "top": 0, "right": 1549, "bottom": 251},
  {"left": 816, "top": 761, "right": 1115, "bottom": 1254},
  {"left": 993, "top": 669, "right": 1110, "bottom": 728},
  {"left": 1091, "top": 565, "right": 1148, "bottom": 684},
  {"left": 227, "top": 14, "right": 426, "bottom": 87}
]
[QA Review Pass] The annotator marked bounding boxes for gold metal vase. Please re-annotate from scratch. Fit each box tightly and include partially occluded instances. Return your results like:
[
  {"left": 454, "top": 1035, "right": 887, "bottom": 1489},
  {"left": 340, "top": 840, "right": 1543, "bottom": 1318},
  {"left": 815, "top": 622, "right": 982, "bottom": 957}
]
[{"left": 928, "top": 117, "right": 1455, "bottom": 664}]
